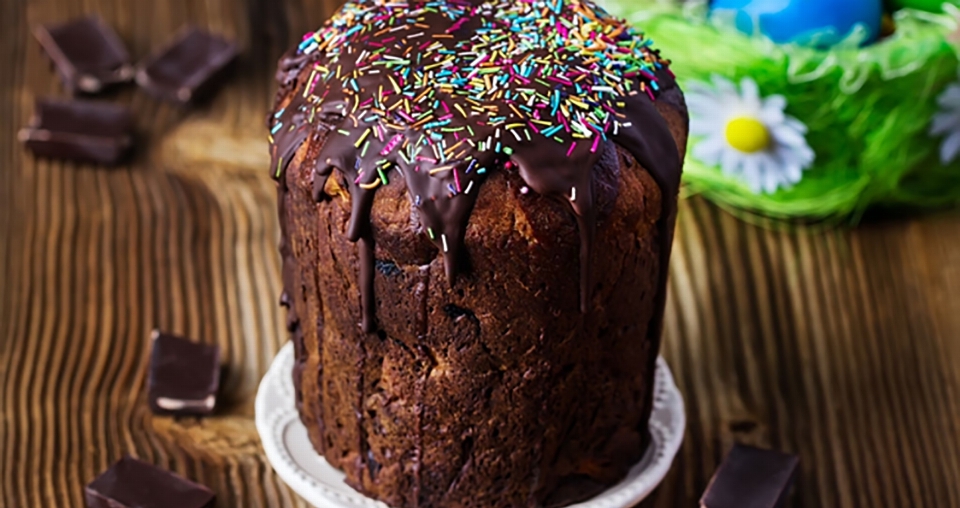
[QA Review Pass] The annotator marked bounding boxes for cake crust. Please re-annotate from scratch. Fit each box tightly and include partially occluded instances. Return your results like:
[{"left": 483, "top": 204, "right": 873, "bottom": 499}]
[{"left": 279, "top": 136, "right": 682, "bottom": 507}]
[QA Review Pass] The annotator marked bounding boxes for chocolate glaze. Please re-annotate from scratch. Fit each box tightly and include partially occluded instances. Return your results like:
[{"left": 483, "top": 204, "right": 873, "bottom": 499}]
[
  {"left": 270, "top": 0, "right": 681, "bottom": 337},
  {"left": 275, "top": 48, "right": 315, "bottom": 101}
]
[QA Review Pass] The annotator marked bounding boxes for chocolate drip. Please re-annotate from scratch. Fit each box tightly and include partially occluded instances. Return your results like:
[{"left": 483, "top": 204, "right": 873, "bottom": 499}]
[
  {"left": 575, "top": 201, "right": 597, "bottom": 314},
  {"left": 613, "top": 86, "right": 682, "bottom": 341},
  {"left": 275, "top": 49, "right": 313, "bottom": 98},
  {"left": 274, "top": 51, "right": 311, "bottom": 345},
  {"left": 269, "top": 0, "right": 683, "bottom": 334},
  {"left": 511, "top": 143, "right": 604, "bottom": 313},
  {"left": 312, "top": 133, "right": 385, "bottom": 331},
  {"left": 270, "top": 93, "right": 310, "bottom": 182}
]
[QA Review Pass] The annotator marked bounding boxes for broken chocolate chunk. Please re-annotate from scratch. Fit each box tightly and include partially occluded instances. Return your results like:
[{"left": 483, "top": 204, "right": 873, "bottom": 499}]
[
  {"left": 34, "top": 16, "right": 134, "bottom": 94},
  {"left": 18, "top": 98, "right": 133, "bottom": 165},
  {"left": 147, "top": 330, "right": 221, "bottom": 416},
  {"left": 85, "top": 455, "right": 215, "bottom": 508},
  {"left": 700, "top": 444, "right": 800, "bottom": 508},
  {"left": 136, "top": 26, "right": 238, "bottom": 105}
]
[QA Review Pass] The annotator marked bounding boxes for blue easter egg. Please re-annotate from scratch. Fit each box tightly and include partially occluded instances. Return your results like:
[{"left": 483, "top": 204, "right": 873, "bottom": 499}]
[{"left": 710, "top": 0, "right": 883, "bottom": 47}]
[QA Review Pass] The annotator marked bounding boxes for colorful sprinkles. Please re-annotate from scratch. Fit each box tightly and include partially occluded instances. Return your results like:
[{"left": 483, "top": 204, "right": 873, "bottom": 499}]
[
  {"left": 269, "top": 0, "right": 672, "bottom": 199},
  {"left": 269, "top": 0, "right": 680, "bottom": 331}
]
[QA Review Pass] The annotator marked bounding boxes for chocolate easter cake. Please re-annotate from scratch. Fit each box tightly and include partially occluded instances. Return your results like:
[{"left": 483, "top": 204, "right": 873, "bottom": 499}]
[{"left": 268, "top": 0, "right": 688, "bottom": 506}]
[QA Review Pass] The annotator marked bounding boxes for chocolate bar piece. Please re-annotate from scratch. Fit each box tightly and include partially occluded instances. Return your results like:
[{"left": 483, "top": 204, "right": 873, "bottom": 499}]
[
  {"left": 34, "top": 16, "right": 134, "bottom": 94},
  {"left": 85, "top": 456, "right": 215, "bottom": 508},
  {"left": 136, "top": 27, "right": 238, "bottom": 105},
  {"left": 17, "top": 99, "right": 133, "bottom": 165},
  {"left": 147, "top": 330, "right": 221, "bottom": 416},
  {"left": 701, "top": 444, "right": 800, "bottom": 508}
]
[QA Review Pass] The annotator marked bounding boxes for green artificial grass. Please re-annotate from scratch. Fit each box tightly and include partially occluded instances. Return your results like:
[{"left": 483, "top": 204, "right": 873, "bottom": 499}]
[{"left": 604, "top": 1, "right": 960, "bottom": 223}]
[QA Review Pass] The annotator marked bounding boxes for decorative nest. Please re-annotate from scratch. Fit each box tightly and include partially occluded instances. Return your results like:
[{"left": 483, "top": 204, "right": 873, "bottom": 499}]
[{"left": 604, "top": 1, "right": 960, "bottom": 223}]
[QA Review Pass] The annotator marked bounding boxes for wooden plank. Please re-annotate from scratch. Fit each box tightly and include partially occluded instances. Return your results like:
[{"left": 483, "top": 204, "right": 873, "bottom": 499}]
[
  {"left": 2, "top": 0, "right": 960, "bottom": 507},
  {"left": 647, "top": 207, "right": 960, "bottom": 508}
]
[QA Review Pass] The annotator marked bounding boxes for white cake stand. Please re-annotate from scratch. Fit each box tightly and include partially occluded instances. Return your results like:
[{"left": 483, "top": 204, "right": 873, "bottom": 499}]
[{"left": 256, "top": 343, "right": 685, "bottom": 508}]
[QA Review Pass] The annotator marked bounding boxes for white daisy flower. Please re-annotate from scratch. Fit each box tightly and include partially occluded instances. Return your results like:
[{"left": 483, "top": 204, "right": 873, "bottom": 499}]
[
  {"left": 931, "top": 81, "right": 960, "bottom": 165},
  {"left": 688, "top": 75, "right": 815, "bottom": 194}
]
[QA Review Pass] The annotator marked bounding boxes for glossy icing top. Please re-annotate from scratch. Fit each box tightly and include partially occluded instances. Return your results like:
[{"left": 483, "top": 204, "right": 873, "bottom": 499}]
[{"left": 270, "top": 0, "right": 682, "bottom": 332}]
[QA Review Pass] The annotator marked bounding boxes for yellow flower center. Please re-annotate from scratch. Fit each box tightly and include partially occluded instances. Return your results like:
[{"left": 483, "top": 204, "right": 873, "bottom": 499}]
[{"left": 725, "top": 117, "right": 771, "bottom": 154}]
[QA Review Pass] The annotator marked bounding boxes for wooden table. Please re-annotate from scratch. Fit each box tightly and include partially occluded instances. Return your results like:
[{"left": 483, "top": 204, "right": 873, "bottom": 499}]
[{"left": 3, "top": 0, "right": 960, "bottom": 506}]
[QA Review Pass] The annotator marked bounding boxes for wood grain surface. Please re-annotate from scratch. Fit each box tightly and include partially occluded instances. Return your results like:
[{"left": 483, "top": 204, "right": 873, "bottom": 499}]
[{"left": 2, "top": 0, "right": 960, "bottom": 507}]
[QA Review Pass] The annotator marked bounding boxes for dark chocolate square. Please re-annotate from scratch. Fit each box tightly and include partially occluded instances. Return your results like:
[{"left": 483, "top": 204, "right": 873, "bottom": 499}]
[
  {"left": 147, "top": 330, "right": 221, "bottom": 416},
  {"left": 33, "top": 16, "right": 134, "bottom": 94},
  {"left": 85, "top": 455, "right": 215, "bottom": 508},
  {"left": 136, "top": 27, "right": 238, "bottom": 105},
  {"left": 17, "top": 98, "right": 133, "bottom": 165},
  {"left": 700, "top": 444, "right": 800, "bottom": 508}
]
